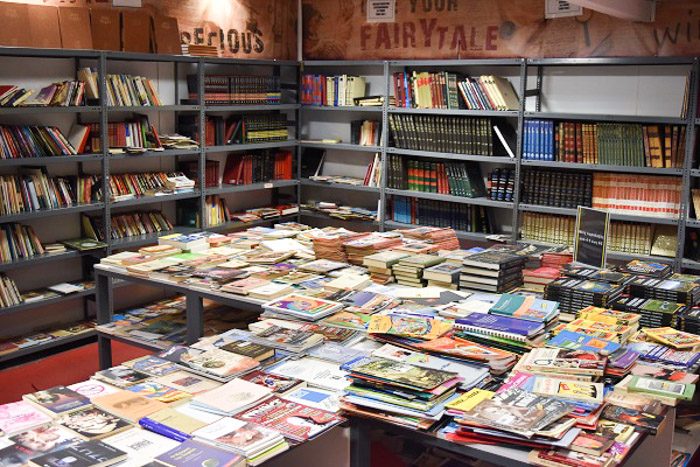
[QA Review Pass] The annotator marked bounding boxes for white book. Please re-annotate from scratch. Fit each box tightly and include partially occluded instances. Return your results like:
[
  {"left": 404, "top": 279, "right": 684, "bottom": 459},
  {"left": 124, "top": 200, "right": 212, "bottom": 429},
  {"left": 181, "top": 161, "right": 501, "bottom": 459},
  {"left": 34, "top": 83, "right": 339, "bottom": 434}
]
[
  {"left": 192, "top": 418, "right": 283, "bottom": 456},
  {"left": 282, "top": 387, "right": 340, "bottom": 413},
  {"left": 266, "top": 357, "right": 350, "bottom": 392},
  {"left": 192, "top": 378, "right": 272, "bottom": 415},
  {"left": 102, "top": 428, "right": 179, "bottom": 467}
]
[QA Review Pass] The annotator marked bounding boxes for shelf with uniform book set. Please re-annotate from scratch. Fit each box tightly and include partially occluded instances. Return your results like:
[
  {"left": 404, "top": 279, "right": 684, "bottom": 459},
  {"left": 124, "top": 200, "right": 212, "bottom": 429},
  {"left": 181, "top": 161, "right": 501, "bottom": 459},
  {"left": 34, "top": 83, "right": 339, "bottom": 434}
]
[
  {"left": 0, "top": 46, "right": 300, "bottom": 367},
  {"left": 299, "top": 56, "right": 700, "bottom": 272}
]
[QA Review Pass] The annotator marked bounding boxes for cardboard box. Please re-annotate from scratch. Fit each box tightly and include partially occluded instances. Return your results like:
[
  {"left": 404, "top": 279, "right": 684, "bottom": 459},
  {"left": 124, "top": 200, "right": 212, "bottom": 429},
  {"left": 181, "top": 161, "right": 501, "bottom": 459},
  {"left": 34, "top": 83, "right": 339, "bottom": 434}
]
[
  {"left": 27, "top": 5, "right": 62, "bottom": 49},
  {"left": 91, "top": 8, "right": 121, "bottom": 51},
  {"left": 0, "top": 2, "right": 32, "bottom": 47},
  {"left": 122, "top": 9, "right": 152, "bottom": 53},
  {"left": 153, "top": 15, "right": 181, "bottom": 55},
  {"left": 58, "top": 7, "right": 93, "bottom": 50}
]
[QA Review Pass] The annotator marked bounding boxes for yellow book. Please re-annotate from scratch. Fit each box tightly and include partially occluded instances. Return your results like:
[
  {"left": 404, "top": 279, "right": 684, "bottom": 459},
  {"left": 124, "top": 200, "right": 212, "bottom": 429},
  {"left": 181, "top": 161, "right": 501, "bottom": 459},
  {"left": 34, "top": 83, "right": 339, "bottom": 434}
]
[
  {"left": 445, "top": 388, "right": 494, "bottom": 412},
  {"left": 642, "top": 327, "right": 700, "bottom": 350}
]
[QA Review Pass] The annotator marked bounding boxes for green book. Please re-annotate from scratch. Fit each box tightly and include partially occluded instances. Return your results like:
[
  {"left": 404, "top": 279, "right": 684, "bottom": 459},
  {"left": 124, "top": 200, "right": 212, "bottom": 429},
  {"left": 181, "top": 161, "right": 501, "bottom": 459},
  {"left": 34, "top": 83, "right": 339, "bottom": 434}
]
[
  {"left": 628, "top": 376, "right": 695, "bottom": 401},
  {"left": 489, "top": 293, "right": 526, "bottom": 316}
]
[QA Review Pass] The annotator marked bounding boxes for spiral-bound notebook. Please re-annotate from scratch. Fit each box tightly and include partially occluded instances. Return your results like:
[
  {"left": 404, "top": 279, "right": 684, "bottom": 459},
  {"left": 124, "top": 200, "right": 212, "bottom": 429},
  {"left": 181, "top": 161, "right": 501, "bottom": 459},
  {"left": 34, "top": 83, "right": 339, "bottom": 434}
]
[{"left": 454, "top": 314, "right": 544, "bottom": 341}]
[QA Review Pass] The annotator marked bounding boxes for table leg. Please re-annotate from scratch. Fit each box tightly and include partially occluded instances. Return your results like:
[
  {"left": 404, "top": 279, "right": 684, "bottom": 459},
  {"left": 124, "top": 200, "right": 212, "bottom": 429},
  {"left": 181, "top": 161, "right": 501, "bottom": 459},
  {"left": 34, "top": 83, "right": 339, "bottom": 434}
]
[
  {"left": 350, "top": 418, "right": 371, "bottom": 467},
  {"left": 96, "top": 272, "right": 113, "bottom": 370},
  {"left": 185, "top": 292, "right": 204, "bottom": 344}
]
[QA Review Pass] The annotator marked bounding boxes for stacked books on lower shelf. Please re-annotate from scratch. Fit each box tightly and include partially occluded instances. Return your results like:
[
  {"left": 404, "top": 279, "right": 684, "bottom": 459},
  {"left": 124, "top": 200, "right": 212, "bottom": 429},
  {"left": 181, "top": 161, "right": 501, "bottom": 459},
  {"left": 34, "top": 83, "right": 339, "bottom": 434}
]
[{"left": 0, "top": 321, "right": 95, "bottom": 359}]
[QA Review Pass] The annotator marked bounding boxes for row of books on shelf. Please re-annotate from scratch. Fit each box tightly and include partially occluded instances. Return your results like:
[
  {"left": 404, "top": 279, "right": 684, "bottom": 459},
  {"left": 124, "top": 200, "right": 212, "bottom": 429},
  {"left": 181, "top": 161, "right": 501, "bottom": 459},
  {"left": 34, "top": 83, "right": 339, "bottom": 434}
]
[
  {"left": 179, "top": 114, "right": 290, "bottom": 147},
  {"left": 386, "top": 155, "right": 486, "bottom": 198},
  {"left": 302, "top": 202, "right": 377, "bottom": 223},
  {"left": 107, "top": 172, "right": 195, "bottom": 202},
  {"left": 83, "top": 211, "right": 173, "bottom": 242},
  {"left": 308, "top": 153, "right": 382, "bottom": 188},
  {"left": 301, "top": 74, "right": 367, "bottom": 107},
  {"left": 488, "top": 168, "right": 515, "bottom": 202},
  {"left": 350, "top": 120, "right": 382, "bottom": 146},
  {"left": 516, "top": 171, "right": 681, "bottom": 219},
  {"left": 0, "top": 125, "right": 77, "bottom": 159},
  {"left": 389, "top": 196, "right": 492, "bottom": 234},
  {"left": 392, "top": 71, "right": 519, "bottom": 111},
  {"left": 0, "top": 321, "right": 95, "bottom": 357},
  {"left": 79, "top": 68, "right": 162, "bottom": 107},
  {"left": 523, "top": 120, "right": 686, "bottom": 168},
  {"left": 520, "top": 212, "right": 676, "bottom": 258},
  {"left": 388, "top": 114, "right": 498, "bottom": 155},
  {"left": 0, "top": 170, "right": 100, "bottom": 216},
  {"left": 0, "top": 80, "right": 87, "bottom": 108},
  {"left": 187, "top": 74, "right": 282, "bottom": 105},
  {"left": 521, "top": 169, "right": 592, "bottom": 209},
  {"left": 0, "top": 278, "right": 94, "bottom": 310}
]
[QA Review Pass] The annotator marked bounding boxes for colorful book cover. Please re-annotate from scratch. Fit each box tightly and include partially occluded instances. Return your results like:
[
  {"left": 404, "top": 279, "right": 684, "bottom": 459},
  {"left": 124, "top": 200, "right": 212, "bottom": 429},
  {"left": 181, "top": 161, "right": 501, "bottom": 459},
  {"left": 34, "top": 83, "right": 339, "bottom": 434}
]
[
  {"left": 546, "top": 330, "right": 621, "bottom": 355},
  {"left": 235, "top": 397, "right": 344, "bottom": 442},
  {"left": 22, "top": 386, "right": 91, "bottom": 416},
  {"left": 344, "top": 357, "right": 458, "bottom": 391},
  {"left": 415, "top": 336, "right": 516, "bottom": 362},
  {"left": 642, "top": 327, "right": 700, "bottom": 350},
  {"left": 263, "top": 294, "right": 342, "bottom": 318},
  {"left": 455, "top": 313, "right": 543, "bottom": 337},
  {"left": 367, "top": 314, "right": 452, "bottom": 340},
  {"left": 0, "top": 425, "right": 79, "bottom": 465},
  {"left": 321, "top": 311, "right": 372, "bottom": 330},
  {"left": 628, "top": 376, "right": 695, "bottom": 401},
  {"left": 127, "top": 381, "right": 192, "bottom": 404},
  {"left": 240, "top": 370, "right": 303, "bottom": 394},
  {"left": 58, "top": 407, "right": 131, "bottom": 440}
]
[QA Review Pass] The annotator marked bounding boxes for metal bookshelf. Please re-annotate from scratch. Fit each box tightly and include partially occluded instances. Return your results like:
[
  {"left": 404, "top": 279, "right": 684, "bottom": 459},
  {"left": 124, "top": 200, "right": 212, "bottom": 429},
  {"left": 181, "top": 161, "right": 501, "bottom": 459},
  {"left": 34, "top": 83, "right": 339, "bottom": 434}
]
[
  {"left": 299, "top": 56, "right": 698, "bottom": 271},
  {"left": 0, "top": 47, "right": 300, "bottom": 366}
]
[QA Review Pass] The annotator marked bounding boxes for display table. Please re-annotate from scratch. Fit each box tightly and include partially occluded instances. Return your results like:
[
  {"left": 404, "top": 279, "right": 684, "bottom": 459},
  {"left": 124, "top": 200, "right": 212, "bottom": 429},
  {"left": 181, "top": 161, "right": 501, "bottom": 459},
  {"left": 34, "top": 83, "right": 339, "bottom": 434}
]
[{"left": 94, "top": 264, "right": 676, "bottom": 466}]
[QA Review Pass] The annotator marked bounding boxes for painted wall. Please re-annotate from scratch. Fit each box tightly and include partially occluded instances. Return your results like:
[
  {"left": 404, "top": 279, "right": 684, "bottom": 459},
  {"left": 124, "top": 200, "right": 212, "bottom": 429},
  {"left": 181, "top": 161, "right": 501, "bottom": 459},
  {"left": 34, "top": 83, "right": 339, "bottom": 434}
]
[
  {"left": 0, "top": 0, "right": 297, "bottom": 59},
  {"left": 302, "top": 0, "right": 700, "bottom": 60}
]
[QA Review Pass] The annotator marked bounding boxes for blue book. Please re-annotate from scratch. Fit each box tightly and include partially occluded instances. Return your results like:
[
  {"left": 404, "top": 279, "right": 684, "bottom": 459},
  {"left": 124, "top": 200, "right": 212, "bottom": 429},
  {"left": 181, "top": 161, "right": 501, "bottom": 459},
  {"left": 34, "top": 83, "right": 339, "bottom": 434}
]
[
  {"left": 155, "top": 439, "right": 243, "bottom": 467},
  {"left": 547, "top": 330, "right": 621, "bottom": 355},
  {"left": 523, "top": 121, "right": 530, "bottom": 159},
  {"left": 454, "top": 313, "right": 544, "bottom": 338}
]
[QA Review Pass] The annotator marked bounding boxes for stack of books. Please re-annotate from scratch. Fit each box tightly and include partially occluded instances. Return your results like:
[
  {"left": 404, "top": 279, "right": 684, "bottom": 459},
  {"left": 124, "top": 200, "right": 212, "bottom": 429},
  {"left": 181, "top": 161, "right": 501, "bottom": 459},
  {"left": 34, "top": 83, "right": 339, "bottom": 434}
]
[
  {"left": 340, "top": 357, "right": 462, "bottom": 430},
  {"left": 611, "top": 297, "right": 683, "bottom": 329},
  {"left": 108, "top": 172, "right": 195, "bottom": 202},
  {"left": 343, "top": 234, "right": 403, "bottom": 265},
  {"left": 362, "top": 250, "right": 409, "bottom": 284},
  {"left": 459, "top": 249, "right": 526, "bottom": 293},
  {"left": 158, "top": 345, "right": 260, "bottom": 383},
  {"left": 677, "top": 306, "right": 700, "bottom": 334},
  {"left": 392, "top": 254, "right": 445, "bottom": 287},
  {"left": 544, "top": 277, "right": 627, "bottom": 321},
  {"left": 262, "top": 293, "right": 343, "bottom": 321},
  {"left": 396, "top": 227, "right": 460, "bottom": 251},
  {"left": 454, "top": 313, "right": 551, "bottom": 354},
  {"left": 311, "top": 230, "right": 367, "bottom": 262},
  {"left": 522, "top": 267, "right": 561, "bottom": 292},
  {"left": 628, "top": 274, "right": 700, "bottom": 305},
  {"left": 423, "top": 262, "right": 462, "bottom": 289}
]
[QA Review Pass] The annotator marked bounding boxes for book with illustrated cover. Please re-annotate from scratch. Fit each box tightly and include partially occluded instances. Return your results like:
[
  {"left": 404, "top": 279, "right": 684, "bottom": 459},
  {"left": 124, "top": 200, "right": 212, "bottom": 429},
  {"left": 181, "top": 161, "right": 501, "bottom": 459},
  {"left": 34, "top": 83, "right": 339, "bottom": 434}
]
[
  {"left": 221, "top": 277, "right": 270, "bottom": 295},
  {"left": 92, "top": 366, "right": 151, "bottom": 388},
  {"left": 262, "top": 293, "right": 343, "bottom": 321},
  {"left": 121, "top": 355, "right": 180, "bottom": 377},
  {"left": 629, "top": 363, "right": 699, "bottom": 384},
  {"left": 283, "top": 387, "right": 340, "bottom": 413},
  {"left": 367, "top": 314, "right": 452, "bottom": 340},
  {"left": 68, "top": 380, "right": 120, "bottom": 400},
  {"left": 184, "top": 348, "right": 260, "bottom": 382},
  {"left": 454, "top": 313, "right": 544, "bottom": 339},
  {"left": 28, "top": 440, "right": 127, "bottom": 467},
  {"left": 101, "top": 428, "right": 179, "bottom": 465},
  {"left": 461, "top": 250, "right": 525, "bottom": 270},
  {"left": 58, "top": 407, "right": 131, "bottom": 440},
  {"left": 266, "top": 357, "right": 350, "bottom": 392},
  {"left": 531, "top": 377, "right": 603, "bottom": 403},
  {"left": 236, "top": 396, "right": 344, "bottom": 442},
  {"left": 192, "top": 417, "right": 286, "bottom": 458},
  {"left": 23, "top": 386, "right": 91, "bottom": 416},
  {"left": 600, "top": 404, "right": 665, "bottom": 434},
  {"left": 221, "top": 340, "right": 275, "bottom": 361},
  {"left": 153, "top": 371, "right": 222, "bottom": 395},
  {"left": 445, "top": 389, "right": 495, "bottom": 413},
  {"left": 240, "top": 370, "right": 305, "bottom": 395},
  {"left": 627, "top": 376, "right": 695, "bottom": 401},
  {"left": 519, "top": 348, "right": 605, "bottom": 377},
  {"left": 0, "top": 401, "right": 53, "bottom": 436},
  {"left": 126, "top": 381, "right": 192, "bottom": 404},
  {"left": 321, "top": 311, "right": 372, "bottom": 331},
  {"left": 344, "top": 357, "right": 458, "bottom": 391},
  {"left": 642, "top": 327, "right": 700, "bottom": 350},
  {"left": 92, "top": 391, "right": 167, "bottom": 423},
  {"left": 546, "top": 330, "right": 621, "bottom": 355},
  {"left": 0, "top": 425, "right": 79, "bottom": 465}
]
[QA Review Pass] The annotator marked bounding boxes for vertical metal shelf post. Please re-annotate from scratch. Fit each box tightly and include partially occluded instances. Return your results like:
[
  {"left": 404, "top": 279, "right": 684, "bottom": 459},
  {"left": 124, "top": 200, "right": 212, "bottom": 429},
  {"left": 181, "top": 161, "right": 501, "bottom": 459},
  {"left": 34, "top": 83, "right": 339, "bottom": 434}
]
[
  {"left": 197, "top": 59, "right": 207, "bottom": 228},
  {"left": 379, "top": 60, "right": 389, "bottom": 230},
  {"left": 99, "top": 53, "right": 111, "bottom": 255},
  {"left": 678, "top": 59, "right": 699, "bottom": 271},
  {"left": 511, "top": 59, "right": 528, "bottom": 243}
]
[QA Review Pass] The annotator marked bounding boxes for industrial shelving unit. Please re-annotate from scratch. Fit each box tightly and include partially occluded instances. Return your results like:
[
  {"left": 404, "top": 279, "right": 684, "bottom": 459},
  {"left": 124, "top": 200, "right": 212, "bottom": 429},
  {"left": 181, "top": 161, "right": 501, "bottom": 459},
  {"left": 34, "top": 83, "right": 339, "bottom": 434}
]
[
  {"left": 0, "top": 47, "right": 299, "bottom": 367},
  {"left": 298, "top": 56, "right": 699, "bottom": 271}
]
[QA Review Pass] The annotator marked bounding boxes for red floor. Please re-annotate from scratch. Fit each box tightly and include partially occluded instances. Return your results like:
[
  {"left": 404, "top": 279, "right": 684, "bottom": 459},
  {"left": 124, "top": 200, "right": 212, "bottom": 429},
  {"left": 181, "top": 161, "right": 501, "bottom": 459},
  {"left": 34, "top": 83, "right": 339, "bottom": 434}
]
[{"left": 0, "top": 341, "right": 151, "bottom": 404}]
